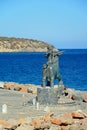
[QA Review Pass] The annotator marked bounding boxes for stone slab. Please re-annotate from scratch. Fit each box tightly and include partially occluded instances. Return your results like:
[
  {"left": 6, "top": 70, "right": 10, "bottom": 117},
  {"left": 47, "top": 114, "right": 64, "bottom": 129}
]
[{"left": 37, "top": 86, "right": 64, "bottom": 105}]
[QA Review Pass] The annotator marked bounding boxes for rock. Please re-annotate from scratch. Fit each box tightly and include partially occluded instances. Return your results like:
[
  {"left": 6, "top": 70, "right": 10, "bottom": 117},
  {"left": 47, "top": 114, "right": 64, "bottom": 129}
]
[
  {"left": 20, "top": 86, "right": 28, "bottom": 93},
  {"left": 65, "top": 88, "right": 74, "bottom": 94},
  {"left": 0, "top": 120, "right": 11, "bottom": 129},
  {"left": 28, "top": 84, "right": 38, "bottom": 94},
  {"left": 14, "top": 85, "right": 21, "bottom": 91},
  {"left": 30, "top": 117, "right": 45, "bottom": 129},
  {"left": 50, "top": 117, "right": 62, "bottom": 125},
  {"left": 76, "top": 110, "right": 87, "bottom": 118},
  {"left": 72, "top": 111, "right": 85, "bottom": 119},
  {"left": 60, "top": 113, "right": 74, "bottom": 125},
  {"left": 51, "top": 112, "right": 74, "bottom": 126},
  {"left": 4, "top": 82, "right": 15, "bottom": 90},
  {"left": 7, "top": 119, "right": 18, "bottom": 129}
]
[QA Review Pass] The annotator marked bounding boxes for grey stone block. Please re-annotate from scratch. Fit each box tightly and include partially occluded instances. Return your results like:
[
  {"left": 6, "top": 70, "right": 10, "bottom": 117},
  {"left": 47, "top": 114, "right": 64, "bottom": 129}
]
[{"left": 37, "top": 86, "right": 64, "bottom": 105}]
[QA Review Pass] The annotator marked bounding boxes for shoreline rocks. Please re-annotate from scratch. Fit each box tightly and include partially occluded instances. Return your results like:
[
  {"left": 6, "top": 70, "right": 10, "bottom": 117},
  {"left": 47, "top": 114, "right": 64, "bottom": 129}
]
[
  {"left": 1, "top": 82, "right": 38, "bottom": 94},
  {"left": 0, "top": 82, "right": 87, "bottom": 104},
  {"left": 0, "top": 111, "right": 87, "bottom": 130}
]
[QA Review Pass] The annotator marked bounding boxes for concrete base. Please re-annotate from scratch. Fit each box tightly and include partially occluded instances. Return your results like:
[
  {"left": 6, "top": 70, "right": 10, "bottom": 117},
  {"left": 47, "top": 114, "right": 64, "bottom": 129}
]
[{"left": 37, "top": 85, "right": 64, "bottom": 105}]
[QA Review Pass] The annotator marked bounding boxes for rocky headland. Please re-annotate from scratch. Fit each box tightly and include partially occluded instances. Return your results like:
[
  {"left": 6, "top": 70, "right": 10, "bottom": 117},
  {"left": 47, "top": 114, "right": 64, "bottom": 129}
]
[
  {"left": 0, "top": 37, "right": 56, "bottom": 52},
  {"left": 0, "top": 82, "right": 87, "bottom": 130}
]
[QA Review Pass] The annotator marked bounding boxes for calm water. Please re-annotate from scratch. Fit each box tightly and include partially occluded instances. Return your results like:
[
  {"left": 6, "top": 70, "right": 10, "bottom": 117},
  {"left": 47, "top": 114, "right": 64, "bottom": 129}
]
[{"left": 0, "top": 49, "right": 87, "bottom": 91}]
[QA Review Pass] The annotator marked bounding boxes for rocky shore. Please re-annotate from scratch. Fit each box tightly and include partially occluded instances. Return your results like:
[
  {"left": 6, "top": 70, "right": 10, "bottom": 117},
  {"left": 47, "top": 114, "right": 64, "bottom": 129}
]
[{"left": 0, "top": 82, "right": 87, "bottom": 130}]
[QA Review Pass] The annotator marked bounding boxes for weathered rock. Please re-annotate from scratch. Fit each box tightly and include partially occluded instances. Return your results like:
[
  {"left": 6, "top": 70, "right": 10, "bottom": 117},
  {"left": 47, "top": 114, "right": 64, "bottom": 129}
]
[
  {"left": 76, "top": 110, "right": 87, "bottom": 118},
  {"left": 59, "top": 113, "right": 74, "bottom": 125},
  {"left": 14, "top": 85, "right": 21, "bottom": 91},
  {"left": 7, "top": 119, "right": 18, "bottom": 129},
  {"left": 50, "top": 117, "right": 62, "bottom": 125},
  {"left": 0, "top": 120, "right": 11, "bottom": 129},
  {"left": 28, "top": 84, "right": 38, "bottom": 94},
  {"left": 50, "top": 113, "right": 74, "bottom": 126},
  {"left": 20, "top": 86, "right": 28, "bottom": 93},
  {"left": 72, "top": 111, "right": 85, "bottom": 119},
  {"left": 4, "top": 82, "right": 15, "bottom": 90},
  {"left": 30, "top": 117, "right": 45, "bottom": 129}
]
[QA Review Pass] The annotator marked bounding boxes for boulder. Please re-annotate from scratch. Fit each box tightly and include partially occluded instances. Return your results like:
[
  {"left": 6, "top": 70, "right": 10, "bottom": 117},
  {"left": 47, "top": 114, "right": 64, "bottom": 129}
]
[
  {"left": 4, "top": 82, "right": 15, "bottom": 90},
  {"left": 0, "top": 120, "right": 11, "bottom": 129},
  {"left": 20, "top": 86, "right": 28, "bottom": 93},
  {"left": 7, "top": 119, "right": 18, "bottom": 129},
  {"left": 50, "top": 112, "right": 74, "bottom": 126},
  {"left": 30, "top": 117, "right": 45, "bottom": 129},
  {"left": 59, "top": 113, "right": 74, "bottom": 125},
  {"left": 72, "top": 111, "right": 85, "bottom": 119},
  {"left": 50, "top": 117, "right": 62, "bottom": 125}
]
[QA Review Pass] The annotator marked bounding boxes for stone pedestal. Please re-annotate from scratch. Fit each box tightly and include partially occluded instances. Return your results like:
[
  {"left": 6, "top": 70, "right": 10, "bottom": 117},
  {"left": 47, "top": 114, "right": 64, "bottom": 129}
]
[{"left": 37, "top": 85, "right": 64, "bottom": 105}]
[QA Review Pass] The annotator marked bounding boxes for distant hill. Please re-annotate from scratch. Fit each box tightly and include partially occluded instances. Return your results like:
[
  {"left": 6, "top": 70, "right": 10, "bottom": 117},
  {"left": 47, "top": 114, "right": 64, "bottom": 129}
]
[{"left": 0, "top": 37, "right": 56, "bottom": 52}]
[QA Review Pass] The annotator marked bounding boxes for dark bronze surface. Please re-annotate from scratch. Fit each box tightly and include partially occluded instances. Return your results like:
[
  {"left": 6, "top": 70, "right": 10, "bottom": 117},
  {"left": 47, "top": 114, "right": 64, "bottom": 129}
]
[{"left": 42, "top": 46, "right": 63, "bottom": 87}]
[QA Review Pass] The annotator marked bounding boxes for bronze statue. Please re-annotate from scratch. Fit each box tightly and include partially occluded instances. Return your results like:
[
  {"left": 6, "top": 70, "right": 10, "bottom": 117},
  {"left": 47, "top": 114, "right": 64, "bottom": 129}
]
[{"left": 42, "top": 46, "right": 63, "bottom": 87}]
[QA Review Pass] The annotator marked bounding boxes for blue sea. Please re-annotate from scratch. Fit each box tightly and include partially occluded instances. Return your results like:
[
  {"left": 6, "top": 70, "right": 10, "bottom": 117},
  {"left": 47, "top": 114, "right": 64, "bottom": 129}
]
[{"left": 0, "top": 49, "right": 87, "bottom": 91}]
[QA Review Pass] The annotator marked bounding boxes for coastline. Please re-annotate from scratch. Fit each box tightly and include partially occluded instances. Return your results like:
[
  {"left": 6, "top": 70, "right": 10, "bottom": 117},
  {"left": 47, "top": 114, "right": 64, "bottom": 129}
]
[{"left": 0, "top": 82, "right": 87, "bottom": 129}]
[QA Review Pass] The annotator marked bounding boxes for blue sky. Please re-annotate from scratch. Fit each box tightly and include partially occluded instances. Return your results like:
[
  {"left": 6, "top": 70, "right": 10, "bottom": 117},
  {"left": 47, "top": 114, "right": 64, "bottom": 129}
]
[{"left": 0, "top": 0, "right": 87, "bottom": 48}]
